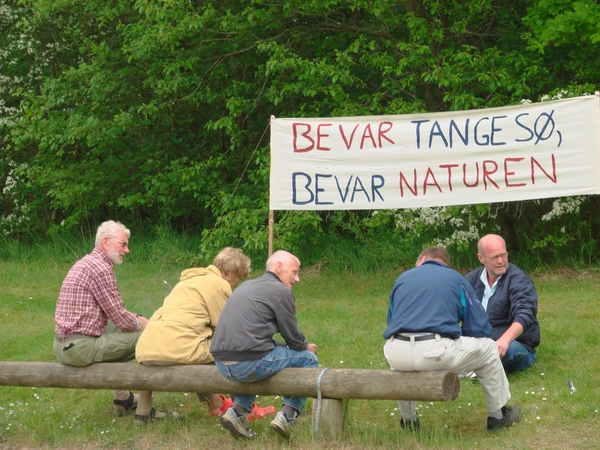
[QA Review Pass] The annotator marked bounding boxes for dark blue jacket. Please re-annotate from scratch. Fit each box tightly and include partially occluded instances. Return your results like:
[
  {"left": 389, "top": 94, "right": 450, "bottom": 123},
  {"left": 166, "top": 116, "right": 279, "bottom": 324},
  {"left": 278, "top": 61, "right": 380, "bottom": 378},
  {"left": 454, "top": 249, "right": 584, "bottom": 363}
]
[
  {"left": 464, "top": 264, "right": 539, "bottom": 353},
  {"left": 384, "top": 260, "right": 492, "bottom": 340}
]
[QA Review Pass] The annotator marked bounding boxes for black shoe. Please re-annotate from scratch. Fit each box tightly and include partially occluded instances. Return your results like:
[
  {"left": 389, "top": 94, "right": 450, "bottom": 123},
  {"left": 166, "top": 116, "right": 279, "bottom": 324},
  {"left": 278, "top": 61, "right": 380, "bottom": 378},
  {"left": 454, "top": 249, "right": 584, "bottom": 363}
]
[
  {"left": 113, "top": 391, "right": 137, "bottom": 416},
  {"left": 400, "top": 417, "right": 420, "bottom": 431},
  {"left": 487, "top": 405, "right": 521, "bottom": 431},
  {"left": 134, "top": 407, "right": 181, "bottom": 425}
]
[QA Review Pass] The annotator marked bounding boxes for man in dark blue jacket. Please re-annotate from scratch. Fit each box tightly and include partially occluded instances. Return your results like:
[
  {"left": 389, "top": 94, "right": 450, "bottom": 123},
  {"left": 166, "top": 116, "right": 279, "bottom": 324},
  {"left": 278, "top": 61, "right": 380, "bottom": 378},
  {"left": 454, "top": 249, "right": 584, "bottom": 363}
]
[
  {"left": 384, "top": 247, "right": 520, "bottom": 431},
  {"left": 464, "top": 234, "right": 539, "bottom": 373}
]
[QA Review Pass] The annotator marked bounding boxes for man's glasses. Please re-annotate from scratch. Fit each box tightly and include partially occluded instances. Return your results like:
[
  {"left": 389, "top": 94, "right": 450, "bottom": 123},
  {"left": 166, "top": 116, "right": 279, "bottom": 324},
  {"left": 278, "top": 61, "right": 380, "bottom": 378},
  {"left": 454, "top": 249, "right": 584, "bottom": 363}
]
[
  {"left": 109, "top": 237, "right": 129, "bottom": 249},
  {"left": 485, "top": 252, "right": 508, "bottom": 261}
]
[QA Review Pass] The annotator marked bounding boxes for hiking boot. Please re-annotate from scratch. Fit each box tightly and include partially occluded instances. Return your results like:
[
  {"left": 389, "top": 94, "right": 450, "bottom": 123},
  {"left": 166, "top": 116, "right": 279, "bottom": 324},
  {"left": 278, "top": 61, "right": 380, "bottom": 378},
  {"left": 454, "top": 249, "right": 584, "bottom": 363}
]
[
  {"left": 113, "top": 391, "right": 138, "bottom": 416},
  {"left": 269, "top": 411, "right": 297, "bottom": 438},
  {"left": 133, "top": 407, "right": 181, "bottom": 425},
  {"left": 487, "top": 405, "right": 521, "bottom": 431},
  {"left": 400, "top": 417, "right": 420, "bottom": 431},
  {"left": 220, "top": 407, "right": 256, "bottom": 439},
  {"left": 248, "top": 403, "right": 276, "bottom": 422}
]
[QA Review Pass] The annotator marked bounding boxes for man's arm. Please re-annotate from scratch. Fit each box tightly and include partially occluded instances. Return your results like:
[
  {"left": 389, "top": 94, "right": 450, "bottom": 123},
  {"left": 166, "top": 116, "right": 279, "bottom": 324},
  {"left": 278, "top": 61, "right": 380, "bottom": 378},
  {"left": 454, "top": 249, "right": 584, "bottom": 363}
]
[
  {"left": 94, "top": 268, "right": 140, "bottom": 332},
  {"left": 500, "top": 267, "right": 538, "bottom": 352},
  {"left": 274, "top": 291, "right": 309, "bottom": 351}
]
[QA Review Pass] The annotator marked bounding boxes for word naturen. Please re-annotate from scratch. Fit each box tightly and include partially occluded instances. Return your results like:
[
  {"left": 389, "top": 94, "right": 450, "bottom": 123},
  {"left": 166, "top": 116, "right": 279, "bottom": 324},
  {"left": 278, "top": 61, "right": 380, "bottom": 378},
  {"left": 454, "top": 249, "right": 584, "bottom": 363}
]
[
  {"left": 292, "top": 155, "right": 556, "bottom": 205},
  {"left": 291, "top": 111, "right": 562, "bottom": 152}
]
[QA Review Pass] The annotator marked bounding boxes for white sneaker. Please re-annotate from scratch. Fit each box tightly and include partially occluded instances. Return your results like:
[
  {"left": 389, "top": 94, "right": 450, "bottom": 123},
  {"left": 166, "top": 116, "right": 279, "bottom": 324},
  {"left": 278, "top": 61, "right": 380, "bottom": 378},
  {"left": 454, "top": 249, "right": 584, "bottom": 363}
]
[
  {"left": 220, "top": 407, "right": 255, "bottom": 439},
  {"left": 270, "top": 411, "right": 297, "bottom": 438}
]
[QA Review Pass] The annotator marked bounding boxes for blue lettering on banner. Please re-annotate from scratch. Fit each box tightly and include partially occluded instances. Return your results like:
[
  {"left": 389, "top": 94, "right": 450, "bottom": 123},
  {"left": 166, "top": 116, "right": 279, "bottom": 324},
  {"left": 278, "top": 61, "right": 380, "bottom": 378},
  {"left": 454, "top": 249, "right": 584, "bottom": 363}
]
[
  {"left": 292, "top": 173, "right": 385, "bottom": 205},
  {"left": 411, "top": 110, "right": 562, "bottom": 149}
]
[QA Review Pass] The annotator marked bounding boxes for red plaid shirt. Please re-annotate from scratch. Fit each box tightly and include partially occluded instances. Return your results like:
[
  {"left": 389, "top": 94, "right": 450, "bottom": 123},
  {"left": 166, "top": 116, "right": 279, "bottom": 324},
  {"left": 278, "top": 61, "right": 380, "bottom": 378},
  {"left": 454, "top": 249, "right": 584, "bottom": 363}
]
[{"left": 55, "top": 248, "right": 138, "bottom": 337}]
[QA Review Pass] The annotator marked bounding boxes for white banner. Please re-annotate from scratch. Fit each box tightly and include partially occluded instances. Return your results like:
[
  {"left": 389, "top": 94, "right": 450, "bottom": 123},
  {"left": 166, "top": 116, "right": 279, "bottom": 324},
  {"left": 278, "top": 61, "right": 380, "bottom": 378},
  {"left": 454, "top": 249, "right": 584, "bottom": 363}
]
[{"left": 269, "top": 95, "right": 600, "bottom": 210}]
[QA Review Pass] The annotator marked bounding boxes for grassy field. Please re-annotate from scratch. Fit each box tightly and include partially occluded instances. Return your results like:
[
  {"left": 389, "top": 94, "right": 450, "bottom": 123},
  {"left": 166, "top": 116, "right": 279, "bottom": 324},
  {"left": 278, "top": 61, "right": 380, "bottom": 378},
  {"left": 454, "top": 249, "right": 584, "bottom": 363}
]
[{"left": 1, "top": 256, "right": 599, "bottom": 449}]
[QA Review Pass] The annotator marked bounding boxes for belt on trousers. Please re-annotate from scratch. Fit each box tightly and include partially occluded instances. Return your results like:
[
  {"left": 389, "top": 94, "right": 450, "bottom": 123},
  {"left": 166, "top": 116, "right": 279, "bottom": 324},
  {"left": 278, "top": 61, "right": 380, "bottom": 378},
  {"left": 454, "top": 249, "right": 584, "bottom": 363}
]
[
  {"left": 55, "top": 333, "right": 98, "bottom": 342},
  {"left": 393, "top": 333, "right": 436, "bottom": 342}
]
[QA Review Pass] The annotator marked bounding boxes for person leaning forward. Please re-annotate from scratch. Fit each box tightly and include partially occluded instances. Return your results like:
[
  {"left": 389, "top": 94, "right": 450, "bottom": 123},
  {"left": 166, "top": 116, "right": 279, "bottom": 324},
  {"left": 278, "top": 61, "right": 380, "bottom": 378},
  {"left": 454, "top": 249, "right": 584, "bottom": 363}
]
[
  {"left": 464, "top": 234, "right": 540, "bottom": 373},
  {"left": 135, "top": 247, "right": 274, "bottom": 425},
  {"left": 53, "top": 220, "right": 175, "bottom": 419},
  {"left": 383, "top": 246, "right": 520, "bottom": 432},
  {"left": 210, "top": 250, "right": 319, "bottom": 439}
]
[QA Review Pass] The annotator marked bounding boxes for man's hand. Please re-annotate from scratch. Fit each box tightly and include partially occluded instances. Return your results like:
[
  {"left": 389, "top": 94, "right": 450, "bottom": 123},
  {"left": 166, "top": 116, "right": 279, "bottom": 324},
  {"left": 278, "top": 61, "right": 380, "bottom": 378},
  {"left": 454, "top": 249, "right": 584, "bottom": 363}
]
[
  {"left": 496, "top": 322, "right": 524, "bottom": 357},
  {"left": 496, "top": 336, "right": 511, "bottom": 358},
  {"left": 307, "top": 343, "right": 317, "bottom": 354},
  {"left": 137, "top": 316, "right": 149, "bottom": 331}
]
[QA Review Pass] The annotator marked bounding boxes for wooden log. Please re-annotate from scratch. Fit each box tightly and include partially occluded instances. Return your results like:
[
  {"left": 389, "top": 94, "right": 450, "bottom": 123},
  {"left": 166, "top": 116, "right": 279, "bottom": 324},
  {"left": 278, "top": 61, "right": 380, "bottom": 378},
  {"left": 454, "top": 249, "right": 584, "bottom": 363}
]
[{"left": 0, "top": 362, "right": 459, "bottom": 402}]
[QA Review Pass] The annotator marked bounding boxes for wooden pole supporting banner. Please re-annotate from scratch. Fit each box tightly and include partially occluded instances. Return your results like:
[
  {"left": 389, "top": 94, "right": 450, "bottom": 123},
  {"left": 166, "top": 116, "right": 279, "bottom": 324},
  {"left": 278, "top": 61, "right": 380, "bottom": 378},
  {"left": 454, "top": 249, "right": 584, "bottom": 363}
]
[{"left": 268, "top": 209, "right": 274, "bottom": 257}]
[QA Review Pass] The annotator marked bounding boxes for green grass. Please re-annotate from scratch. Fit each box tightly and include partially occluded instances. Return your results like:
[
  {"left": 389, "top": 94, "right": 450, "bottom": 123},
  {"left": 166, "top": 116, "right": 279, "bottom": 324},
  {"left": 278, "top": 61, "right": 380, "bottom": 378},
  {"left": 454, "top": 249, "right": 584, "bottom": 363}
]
[{"left": 1, "top": 255, "right": 599, "bottom": 449}]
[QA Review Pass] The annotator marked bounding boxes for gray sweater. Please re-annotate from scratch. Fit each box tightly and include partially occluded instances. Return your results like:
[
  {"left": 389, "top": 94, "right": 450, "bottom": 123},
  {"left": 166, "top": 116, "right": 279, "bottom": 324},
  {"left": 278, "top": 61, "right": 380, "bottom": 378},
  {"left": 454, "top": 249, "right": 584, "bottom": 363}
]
[{"left": 209, "top": 271, "right": 308, "bottom": 361}]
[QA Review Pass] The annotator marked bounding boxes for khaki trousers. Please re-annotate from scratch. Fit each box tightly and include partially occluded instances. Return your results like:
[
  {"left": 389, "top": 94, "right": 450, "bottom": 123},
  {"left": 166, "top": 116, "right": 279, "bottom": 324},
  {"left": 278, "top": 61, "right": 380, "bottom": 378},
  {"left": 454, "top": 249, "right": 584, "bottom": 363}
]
[
  {"left": 53, "top": 322, "right": 142, "bottom": 402},
  {"left": 384, "top": 335, "right": 510, "bottom": 412}
]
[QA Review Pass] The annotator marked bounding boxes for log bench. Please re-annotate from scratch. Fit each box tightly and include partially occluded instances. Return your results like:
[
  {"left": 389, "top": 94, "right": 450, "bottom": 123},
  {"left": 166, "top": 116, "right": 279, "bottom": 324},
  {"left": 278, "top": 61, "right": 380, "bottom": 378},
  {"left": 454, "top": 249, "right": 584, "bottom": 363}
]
[{"left": 0, "top": 362, "right": 459, "bottom": 439}]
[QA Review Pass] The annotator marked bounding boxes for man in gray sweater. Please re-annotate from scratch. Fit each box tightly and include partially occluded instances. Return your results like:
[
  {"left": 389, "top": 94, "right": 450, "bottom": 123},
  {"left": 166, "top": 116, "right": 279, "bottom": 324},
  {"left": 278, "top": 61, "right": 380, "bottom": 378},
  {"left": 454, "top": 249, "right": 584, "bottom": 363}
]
[{"left": 210, "top": 250, "right": 318, "bottom": 439}]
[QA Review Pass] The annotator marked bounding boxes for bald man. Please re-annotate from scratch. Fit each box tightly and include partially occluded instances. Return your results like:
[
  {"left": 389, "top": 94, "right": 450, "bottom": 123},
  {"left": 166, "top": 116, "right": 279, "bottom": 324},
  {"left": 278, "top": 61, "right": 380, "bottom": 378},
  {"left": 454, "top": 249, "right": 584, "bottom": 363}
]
[
  {"left": 210, "top": 250, "right": 318, "bottom": 439},
  {"left": 464, "top": 234, "right": 540, "bottom": 372}
]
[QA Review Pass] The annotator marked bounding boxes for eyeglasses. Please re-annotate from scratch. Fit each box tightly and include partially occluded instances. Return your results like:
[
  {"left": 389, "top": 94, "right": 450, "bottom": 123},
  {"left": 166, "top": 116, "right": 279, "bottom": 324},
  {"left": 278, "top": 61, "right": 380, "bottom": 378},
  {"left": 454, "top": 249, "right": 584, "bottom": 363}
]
[
  {"left": 109, "top": 237, "right": 129, "bottom": 249},
  {"left": 485, "top": 252, "right": 508, "bottom": 261}
]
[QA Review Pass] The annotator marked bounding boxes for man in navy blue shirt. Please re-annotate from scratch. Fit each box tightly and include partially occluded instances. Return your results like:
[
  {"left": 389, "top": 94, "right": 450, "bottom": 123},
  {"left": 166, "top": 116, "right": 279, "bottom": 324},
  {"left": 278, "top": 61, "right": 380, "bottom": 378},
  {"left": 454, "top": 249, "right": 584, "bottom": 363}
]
[{"left": 383, "top": 247, "right": 520, "bottom": 431}]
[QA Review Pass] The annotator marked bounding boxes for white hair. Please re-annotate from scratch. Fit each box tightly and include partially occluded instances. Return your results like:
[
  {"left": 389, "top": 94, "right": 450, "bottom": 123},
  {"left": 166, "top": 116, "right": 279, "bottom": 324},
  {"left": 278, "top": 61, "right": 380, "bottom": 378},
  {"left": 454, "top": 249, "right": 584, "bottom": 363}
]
[
  {"left": 95, "top": 220, "right": 130, "bottom": 247},
  {"left": 266, "top": 250, "right": 300, "bottom": 271}
]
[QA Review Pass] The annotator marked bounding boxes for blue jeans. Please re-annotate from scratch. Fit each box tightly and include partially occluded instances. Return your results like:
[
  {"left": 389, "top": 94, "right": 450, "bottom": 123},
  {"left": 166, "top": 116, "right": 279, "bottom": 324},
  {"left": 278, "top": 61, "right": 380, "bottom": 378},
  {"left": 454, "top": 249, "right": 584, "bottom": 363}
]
[
  {"left": 215, "top": 345, "right": 319, "bottom": 413},
  {"left": 501, "top": 340, "right": 536, "bottom": 372}
]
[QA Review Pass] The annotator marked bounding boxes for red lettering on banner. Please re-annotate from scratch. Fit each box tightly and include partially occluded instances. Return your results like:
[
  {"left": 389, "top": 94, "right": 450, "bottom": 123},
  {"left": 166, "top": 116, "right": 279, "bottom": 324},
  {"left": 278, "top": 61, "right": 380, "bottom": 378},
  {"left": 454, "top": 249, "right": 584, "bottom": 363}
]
[
  {"left": 531, "top": 154, "right": 557, "bottom": 184},
  {"left": 463, "top": 163, "right": 480, "bottom": 188},
  {"left": 439, "top": 164, "right": 459, "bottom": 191},
  {"left": 399, "top": 169, "right": 418, "bottom": 196},
  {"left": 504, "top": 157, "right": 526, "bottom": 187},
  {"left": 398, "top": 154, "right": 557, "bottom": 197},
  {"left": 483, "top": 160, "right": 500, "bottom": 190},
  {"left": 378, "top": 122, "right": 395, "bottom": 147},
  {"left": 294, "top": 121, "right": 396, "bottom": 152},
  {"left": 339, "top": 124, "right": 360, "bottom": 150},
  {"left": 316, "top": 124, "right": 332, "bottom": 151},
  {"left": 423, "top": 168, "right": 443, "bottom": 194},
  {"left": 293, "top": 123, "right": 314, "bottom": 152}
]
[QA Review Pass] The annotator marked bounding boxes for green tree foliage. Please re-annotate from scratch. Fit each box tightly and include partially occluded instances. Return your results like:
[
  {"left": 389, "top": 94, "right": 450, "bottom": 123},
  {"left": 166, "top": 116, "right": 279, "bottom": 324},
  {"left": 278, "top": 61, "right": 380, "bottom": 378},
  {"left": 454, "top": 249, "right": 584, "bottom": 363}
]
[{"left": 1, "top": 0, "right": 599, "bottom": 265}]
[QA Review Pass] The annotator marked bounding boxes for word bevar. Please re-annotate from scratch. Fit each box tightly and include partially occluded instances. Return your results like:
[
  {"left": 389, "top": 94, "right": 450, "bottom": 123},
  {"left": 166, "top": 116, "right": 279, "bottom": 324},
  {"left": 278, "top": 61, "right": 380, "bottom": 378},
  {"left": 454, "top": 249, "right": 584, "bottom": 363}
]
[
  {"left": 293, "top": 122, "right": 394, "bottom": 151},
  {"left": 292, "top": 173, "right": 385, "bottom": 205}
]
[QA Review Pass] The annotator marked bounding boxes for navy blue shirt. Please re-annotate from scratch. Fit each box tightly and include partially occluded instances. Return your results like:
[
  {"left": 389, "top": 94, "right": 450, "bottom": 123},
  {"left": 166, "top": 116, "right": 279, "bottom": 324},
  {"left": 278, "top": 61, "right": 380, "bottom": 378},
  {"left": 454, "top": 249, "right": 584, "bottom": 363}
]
[{"left": 384, "top": 260, "right": 492, "bottom": 340}]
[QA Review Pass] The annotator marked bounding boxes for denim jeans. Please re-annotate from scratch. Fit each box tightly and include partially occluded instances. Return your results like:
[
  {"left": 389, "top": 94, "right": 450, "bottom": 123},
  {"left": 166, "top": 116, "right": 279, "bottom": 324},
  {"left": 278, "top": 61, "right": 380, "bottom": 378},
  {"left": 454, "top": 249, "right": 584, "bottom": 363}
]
[
  {"left": 215, "top": 345, "right": 319, "bottom": 413},
  {"left": 501, "top": 340, "right": 536, "bottom": 372}
]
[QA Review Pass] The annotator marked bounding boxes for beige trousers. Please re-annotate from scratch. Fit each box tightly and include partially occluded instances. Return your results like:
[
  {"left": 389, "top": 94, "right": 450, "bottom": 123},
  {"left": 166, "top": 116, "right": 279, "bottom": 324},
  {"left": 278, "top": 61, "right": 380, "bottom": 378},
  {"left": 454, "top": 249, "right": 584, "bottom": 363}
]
[{"left": 383, "top": 335, "right": 510, "bottom": 412}]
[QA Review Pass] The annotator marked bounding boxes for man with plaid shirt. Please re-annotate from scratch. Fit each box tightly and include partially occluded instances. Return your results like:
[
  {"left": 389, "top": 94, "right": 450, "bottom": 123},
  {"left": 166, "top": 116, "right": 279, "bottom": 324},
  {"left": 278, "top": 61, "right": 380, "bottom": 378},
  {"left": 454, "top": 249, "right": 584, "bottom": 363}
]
[{"left": 53, "top": 220, "right": 149, "bottom": 416}]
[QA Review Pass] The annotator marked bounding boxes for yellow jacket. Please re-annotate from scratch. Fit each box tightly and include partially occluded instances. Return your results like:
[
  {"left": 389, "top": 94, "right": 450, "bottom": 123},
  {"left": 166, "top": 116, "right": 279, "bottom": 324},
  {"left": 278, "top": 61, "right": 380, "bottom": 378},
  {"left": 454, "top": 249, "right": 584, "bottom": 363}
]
[{"left": 136, "top": 265, "right": 231, "bottom": 364}]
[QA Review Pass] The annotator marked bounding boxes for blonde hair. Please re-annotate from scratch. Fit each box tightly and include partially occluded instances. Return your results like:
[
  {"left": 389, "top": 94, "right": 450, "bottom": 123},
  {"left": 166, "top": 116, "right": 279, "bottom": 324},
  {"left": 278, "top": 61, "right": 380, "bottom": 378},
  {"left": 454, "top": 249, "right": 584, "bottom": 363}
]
[{"left": 213, "top": 247, "right": 251, "bottom": 279}]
